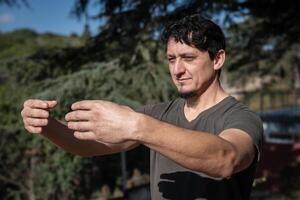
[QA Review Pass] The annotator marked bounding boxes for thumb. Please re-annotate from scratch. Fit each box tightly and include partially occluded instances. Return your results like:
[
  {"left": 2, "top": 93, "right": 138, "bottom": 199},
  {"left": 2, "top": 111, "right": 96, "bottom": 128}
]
[{"left": 45, "top": 100, "right": 58, "bottom": 109}]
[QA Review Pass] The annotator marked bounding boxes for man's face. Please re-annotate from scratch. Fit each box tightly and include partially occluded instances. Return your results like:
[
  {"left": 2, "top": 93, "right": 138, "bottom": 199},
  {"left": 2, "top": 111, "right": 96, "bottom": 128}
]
[{"left": 167, "top": 38, "right": 216, "bottom": 98}]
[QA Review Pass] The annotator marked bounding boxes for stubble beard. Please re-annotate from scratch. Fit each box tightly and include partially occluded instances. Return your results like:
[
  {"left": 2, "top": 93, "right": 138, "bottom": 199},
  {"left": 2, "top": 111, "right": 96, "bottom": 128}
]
[
  {"left": 176, "top": 84, "right": 198, "bottom": 99},
  {"left": 178, "top": 91, "right": 197, "bottom": 99}
]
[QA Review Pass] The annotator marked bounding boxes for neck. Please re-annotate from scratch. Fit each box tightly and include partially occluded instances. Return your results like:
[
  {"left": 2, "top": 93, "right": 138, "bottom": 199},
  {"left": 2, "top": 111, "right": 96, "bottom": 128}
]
[{"left": 184, "top": 78, "right": 228, "bottom": 121}]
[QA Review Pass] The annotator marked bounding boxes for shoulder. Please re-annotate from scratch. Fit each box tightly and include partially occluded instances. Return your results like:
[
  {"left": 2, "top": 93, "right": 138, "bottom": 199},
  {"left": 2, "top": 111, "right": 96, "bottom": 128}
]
[
  {"left": 222, "top": 97, "right": 264, "bottom": 155},
  {"left": 136, "top": 98, "right": 183, "bottom": 119},
  {"left": 223, "top": 97, "right": 262, "bottom": 127}
]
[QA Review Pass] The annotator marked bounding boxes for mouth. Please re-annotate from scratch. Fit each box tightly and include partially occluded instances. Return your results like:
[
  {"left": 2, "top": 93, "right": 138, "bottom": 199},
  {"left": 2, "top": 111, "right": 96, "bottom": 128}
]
[{"left": 176, "top": 78, "right": 191, "bottom": 83}]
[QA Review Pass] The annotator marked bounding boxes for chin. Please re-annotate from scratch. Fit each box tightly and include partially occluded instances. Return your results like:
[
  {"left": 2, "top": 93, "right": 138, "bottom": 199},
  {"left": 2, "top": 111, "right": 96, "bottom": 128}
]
[{"left": 178, "top": 91, "right": 197, "bottom": 99}]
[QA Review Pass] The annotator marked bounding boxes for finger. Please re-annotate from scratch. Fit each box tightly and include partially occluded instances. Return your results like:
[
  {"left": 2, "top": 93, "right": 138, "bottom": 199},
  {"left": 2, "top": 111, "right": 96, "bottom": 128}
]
[
  {"left": 24, "top": 99, "right": 48, "bottom": 109},
  {"left": 67, "top": 121, "right": 92, "bottom": 131},
  {"left": 65, "top": 110, "right": 92, "bottom": 122},
  {"left": 25, "top": 126, "right": 42, "bottom": 134},
  {"left": 73, "top": 131, "right": 96, "bottom": 140},
  {"left": 22, "top": 108, "right": 49, "bottom": 118},
  {"left": 45, "top": 100, "right": 57, "bottom": 109},
  {"left": 25, "top": 118, "right": 48, "bottom": 127},
  {"left": 71, "top": 100, "right": 97, "bottom": 110}
]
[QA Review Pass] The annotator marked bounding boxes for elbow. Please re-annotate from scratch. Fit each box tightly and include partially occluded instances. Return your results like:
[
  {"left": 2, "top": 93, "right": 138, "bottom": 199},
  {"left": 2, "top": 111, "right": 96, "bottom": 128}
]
[
  {"left": 67, "top": 149, "right": 95, "bottom": 157},
  {"left": 77, "top": 153, "right": 93, "bottom": 157},
  {"left": 197, "top": 147, "right": 237, "bottom": 179},
  {"left": 75, "top": 150, "right": 108, "bottom": 157},
  {"left": 56, "top": 147, "right": 91, "bottom": 157},
  {"left": 69, "top": 151, "right": 91, "bottom": 157},
  {"left": 218, "top": 148, "right": 237, "bottom": 178},
  {"left": 189, "top": 148, "right": 237, "bottom": 178}
]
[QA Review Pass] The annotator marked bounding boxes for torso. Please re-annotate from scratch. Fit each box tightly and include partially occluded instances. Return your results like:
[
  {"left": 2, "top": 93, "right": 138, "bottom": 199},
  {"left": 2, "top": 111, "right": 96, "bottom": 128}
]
[{"left": 139, "top": 96, "right": 262, "bottom": 200}]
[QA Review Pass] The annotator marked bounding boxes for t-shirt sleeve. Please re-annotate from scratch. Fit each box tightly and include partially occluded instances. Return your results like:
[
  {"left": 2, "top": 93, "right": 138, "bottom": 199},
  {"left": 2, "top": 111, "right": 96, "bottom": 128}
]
[
  {"left": 135, "top": 105, "right": 154, "bottom": 115},
  {"left": 135, "top": 102, "right": 173, "bottom": 119},
  {"left": 224, "top": 109, "right": 264, "bottom": 161}
]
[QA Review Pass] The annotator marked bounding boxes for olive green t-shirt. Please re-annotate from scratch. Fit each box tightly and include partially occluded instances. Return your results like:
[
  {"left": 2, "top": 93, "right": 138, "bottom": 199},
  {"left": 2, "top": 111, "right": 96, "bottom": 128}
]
[{"left": 138, "top": 96, "right": 263, "bottom": 200}]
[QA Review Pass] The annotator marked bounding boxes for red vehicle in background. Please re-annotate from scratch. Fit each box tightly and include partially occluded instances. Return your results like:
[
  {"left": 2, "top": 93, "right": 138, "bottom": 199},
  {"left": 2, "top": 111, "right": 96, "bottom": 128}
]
[{"left": 255, "top": 107, "right": 300, "bottom": 193}]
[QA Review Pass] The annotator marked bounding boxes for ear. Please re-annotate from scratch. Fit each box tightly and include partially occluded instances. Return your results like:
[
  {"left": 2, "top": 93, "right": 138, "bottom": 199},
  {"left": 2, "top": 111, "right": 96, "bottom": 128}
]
[{"left": 213, "top": 50, "right": 225, "bottom": 71}]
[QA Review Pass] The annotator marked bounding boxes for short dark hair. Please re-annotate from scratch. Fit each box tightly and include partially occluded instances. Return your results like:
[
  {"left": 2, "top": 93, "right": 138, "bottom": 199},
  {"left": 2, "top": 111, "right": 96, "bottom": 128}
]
[{"left": 162, "top": 14, "right": 226, "bottom": 60}]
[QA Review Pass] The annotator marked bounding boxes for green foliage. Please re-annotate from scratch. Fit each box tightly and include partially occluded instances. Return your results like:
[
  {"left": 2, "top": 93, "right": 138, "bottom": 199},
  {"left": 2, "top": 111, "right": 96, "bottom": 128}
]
[
  {"left": 0, "top": 29, "right": 84, "bottom": 60},
  {"left": 1, "top": 0, "right": 299, "bottom": 199},
  {"left": 72, "top": 0, "right": 300, "bottom": 92},
  {"left": 0, "top": 26, "right": 174, "bottom": 199},
  {"left": 226, "top": 16, "right": 300, "bottom": 90}
]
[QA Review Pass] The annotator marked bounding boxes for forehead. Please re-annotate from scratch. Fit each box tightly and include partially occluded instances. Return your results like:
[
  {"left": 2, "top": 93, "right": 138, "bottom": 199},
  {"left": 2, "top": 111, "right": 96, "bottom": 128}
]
[{"left": 166, "top": 38, "right": 201, "bottom": 55}]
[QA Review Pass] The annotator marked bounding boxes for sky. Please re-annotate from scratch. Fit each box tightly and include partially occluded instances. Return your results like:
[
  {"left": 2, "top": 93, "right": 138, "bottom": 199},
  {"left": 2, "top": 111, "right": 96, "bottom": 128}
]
[{"left": 0, "top": 0, "right": 100, "bottom": 36}]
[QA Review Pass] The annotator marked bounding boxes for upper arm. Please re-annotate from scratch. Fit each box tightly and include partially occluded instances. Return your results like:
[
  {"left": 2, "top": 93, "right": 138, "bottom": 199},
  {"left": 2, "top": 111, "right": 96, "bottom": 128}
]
[
  {"left": 219, "top": 128, "right": 256, "bottom": 173},
  {"left": 220, "top": 108, "right": 263, "bottom": 173}
]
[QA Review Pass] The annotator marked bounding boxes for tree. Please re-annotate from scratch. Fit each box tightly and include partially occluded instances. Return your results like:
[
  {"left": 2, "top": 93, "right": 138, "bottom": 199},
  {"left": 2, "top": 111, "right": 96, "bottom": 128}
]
[
  {"left": 71, "top": 0, "right": 300, "bottom": 91},
  {"left": 1, "top": 0, "right": 299, "bottom": 199},
  {"left": 0, "top": 27, "right": 174, "bottom": 199}
]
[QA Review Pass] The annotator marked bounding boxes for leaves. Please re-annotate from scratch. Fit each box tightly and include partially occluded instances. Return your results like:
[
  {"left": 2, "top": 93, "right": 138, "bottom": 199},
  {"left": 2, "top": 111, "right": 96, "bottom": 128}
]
[
  {"left": 0, "top": 25, "right": 174, "bottom": 198},
  {"left": 1, "top": 0, "right": 299, "bottom": 198}
]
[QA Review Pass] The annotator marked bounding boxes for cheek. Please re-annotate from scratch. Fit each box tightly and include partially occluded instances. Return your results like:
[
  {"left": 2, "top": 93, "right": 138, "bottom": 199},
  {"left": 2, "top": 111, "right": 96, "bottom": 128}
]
[
  {"left": 169, "top": 66, "right": 177, "bottom": 80},
  {"left": 169, "top": 71, "right": 177, "bottom": 84},
  {"left": 169, "top": 65, "right": 173, "bottom": 75},
  {"left": 188, "top": 65, "right": 213, "bottom": 83}
]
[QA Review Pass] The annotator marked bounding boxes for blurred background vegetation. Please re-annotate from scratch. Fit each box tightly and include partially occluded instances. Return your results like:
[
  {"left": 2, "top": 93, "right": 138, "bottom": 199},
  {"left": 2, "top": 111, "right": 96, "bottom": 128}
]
[{"left": 0, "top": 0, "right": 299, "bottom": 199}]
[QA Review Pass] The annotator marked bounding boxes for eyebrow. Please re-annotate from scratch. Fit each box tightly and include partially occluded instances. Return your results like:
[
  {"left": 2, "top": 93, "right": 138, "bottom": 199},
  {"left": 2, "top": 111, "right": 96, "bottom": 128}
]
[
  {"left": 167, "top": 54, "right": 175, "bottom": 58},
  {"left": 167, "top": 53, "right": 197, "bottom": 57},
  {"left": 180, "top": 53, "right": 197, "bottom": 57}
]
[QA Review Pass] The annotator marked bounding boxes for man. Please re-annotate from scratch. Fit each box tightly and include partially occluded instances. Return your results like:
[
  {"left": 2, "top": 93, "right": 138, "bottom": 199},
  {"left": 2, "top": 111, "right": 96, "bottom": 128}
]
[{"left": 21, "top": 14, "right": 263, "bottom": 199}]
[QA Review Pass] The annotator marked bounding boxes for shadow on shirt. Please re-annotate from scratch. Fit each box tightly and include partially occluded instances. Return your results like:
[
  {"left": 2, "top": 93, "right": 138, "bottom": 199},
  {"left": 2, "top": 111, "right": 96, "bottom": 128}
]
[{"left": 158, "top": 171, "right": 241, "bottom": 200}]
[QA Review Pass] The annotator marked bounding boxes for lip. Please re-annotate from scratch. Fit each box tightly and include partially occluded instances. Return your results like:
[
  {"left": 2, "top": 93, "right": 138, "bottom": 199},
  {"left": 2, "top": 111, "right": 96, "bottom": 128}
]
[{"left": 177, "top": 78, "right": 191, "bottom": 83}]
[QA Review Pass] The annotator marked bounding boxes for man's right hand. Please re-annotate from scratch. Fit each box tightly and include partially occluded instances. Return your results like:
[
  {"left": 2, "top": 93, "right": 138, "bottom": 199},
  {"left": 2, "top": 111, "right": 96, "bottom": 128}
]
[{"left": 21, "top": 99, "right": 57, "bottom": 134}]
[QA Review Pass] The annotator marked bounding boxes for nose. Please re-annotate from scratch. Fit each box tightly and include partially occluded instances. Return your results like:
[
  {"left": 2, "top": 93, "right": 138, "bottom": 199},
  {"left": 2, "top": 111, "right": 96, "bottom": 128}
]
[{"left": 173, "top": 59, "right": 185, "bottom": 77}]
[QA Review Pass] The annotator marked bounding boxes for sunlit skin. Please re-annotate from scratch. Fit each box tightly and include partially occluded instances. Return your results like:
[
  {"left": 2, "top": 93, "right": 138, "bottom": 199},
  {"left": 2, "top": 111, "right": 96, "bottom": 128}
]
[
  {"left": 167, "top": 38, "right": 216, "bottom": 96},
  {"left": 167, "top": 38, "right": 228, "bottom": 120}
]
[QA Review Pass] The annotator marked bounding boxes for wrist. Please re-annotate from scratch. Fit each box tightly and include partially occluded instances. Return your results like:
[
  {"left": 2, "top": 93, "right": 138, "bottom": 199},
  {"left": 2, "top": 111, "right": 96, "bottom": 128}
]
[{"left": 130, "top": 112, "right": 148, "bottom": 142}]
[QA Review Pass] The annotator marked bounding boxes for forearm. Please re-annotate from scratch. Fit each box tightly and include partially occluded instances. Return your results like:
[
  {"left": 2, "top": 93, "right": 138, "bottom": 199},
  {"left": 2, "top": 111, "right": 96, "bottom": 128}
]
[
  {"left": 135, "top": 114, "right": 237, "bottom": 178},
  {"left": 41, "top": 117, "right": 137, "bottom": 157}
]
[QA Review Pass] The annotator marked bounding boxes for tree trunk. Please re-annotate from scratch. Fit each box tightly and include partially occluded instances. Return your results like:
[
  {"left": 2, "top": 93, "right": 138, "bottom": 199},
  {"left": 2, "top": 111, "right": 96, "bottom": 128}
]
[
  {"left": 27, "top": 156, "right": 38, "bottom": 200},
  {"left": 294, "top": 63, "right": 300, "bottom": 105}
]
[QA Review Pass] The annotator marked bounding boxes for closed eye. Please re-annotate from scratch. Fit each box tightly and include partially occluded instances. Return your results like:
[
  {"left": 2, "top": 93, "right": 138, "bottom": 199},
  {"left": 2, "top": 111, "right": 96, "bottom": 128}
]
[
  {"left": 182, "top": 56, "right": 196, "bottom": 62},
  {"left": 168, "top": 57, "right": 176, "bottom": 63}
]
